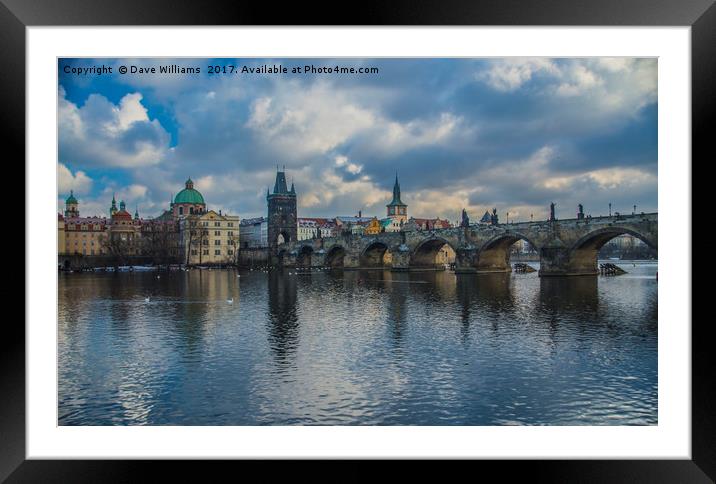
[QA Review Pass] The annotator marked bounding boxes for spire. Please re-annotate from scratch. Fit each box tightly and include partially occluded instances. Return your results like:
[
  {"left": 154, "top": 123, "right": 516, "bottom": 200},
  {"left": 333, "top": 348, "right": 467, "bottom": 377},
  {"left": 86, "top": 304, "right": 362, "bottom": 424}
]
[
  {"left": 388, "top": 172, "right": 405, "bottom": 206},
  {"left": 272, "top": 169, "right": 289, "bottom": 194},
  {"left": 134, "top": 205, "right": 139, "bottom": 219},
  {"left": 110, "top": 193, "right": 118, "bottom": 216},
  {"left": 290, "top": 179, "right": 295, "bottom": 194},
  {"left": 120, "top": 200, "right": 126, "bottom": 211}
]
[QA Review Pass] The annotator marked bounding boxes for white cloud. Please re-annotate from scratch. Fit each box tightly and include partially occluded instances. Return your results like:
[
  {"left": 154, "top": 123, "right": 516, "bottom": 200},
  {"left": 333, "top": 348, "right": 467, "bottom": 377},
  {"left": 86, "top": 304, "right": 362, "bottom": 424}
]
[
  {"left": 478, "top": 58, "right": 656, "bottom": 121},
  {"left": 245, "top": 81, "right": 473, "bottom": 161},
  {"left": 58, "top": 162, "right": 92, "bottom": 194},
  {"left": 477, "top": 58, "right": 559, "bottom": 91},
  {"left": 59, "top": 87, "right": 171, "bottom": 168}
]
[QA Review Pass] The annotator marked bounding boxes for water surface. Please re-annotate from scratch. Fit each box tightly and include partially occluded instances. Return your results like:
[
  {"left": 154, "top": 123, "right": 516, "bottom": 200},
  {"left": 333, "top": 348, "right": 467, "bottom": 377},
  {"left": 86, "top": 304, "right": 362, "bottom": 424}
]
[{"left": 58, "top": 262, "right": 658, "bottom": 425}]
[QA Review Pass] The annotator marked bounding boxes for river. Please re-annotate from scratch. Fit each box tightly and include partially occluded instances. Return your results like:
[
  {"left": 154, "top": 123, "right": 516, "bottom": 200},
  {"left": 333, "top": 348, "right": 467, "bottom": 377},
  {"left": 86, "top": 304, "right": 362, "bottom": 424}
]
[{"left": 58, "top": 261, "right": 657, "bottom": 425}]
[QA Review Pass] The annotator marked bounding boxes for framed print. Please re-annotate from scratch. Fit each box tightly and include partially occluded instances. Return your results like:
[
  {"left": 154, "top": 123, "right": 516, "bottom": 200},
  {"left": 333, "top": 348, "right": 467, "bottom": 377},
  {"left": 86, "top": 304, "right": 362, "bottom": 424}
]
[{"left": 7, "top": 0, "right": 713, "bottom": 479}]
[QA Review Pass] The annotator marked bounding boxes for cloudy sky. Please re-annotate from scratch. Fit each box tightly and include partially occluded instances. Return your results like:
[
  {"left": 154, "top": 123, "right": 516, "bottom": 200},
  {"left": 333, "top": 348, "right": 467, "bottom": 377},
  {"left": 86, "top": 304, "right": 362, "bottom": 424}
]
[{"left": 58, "top": 57, "right": 657, "bottom": 223}]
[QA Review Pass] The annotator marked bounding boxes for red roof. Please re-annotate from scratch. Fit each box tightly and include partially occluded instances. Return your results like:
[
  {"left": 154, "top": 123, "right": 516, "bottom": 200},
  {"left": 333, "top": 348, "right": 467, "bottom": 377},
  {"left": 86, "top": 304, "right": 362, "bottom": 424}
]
[{"left": 112, "top": 210, "right": 132, "bottom": 221}]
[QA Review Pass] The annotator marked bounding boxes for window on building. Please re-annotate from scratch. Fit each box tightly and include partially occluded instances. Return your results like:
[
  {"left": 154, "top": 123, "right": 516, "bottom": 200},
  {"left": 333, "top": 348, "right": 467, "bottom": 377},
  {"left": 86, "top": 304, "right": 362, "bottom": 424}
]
[
  {"left": 228, "top": 250, "right": 233, "bottom": 255},
  {"left": 215, "top": 222, "right": 221, "bottom": 227},
  {"left": 214, "top": 231, "right": 220, "bottom": 236},
  {"left": 179, "top": 207, "right": 184, "bottom": 215},
  {"left": 203, "top": 249, "right": 209, "bottom": 255},
  {"left": 215, "top": 249, "right": 221, "bottom": 255},
  {"left": 214, "top": 240, "right": 220, "bottom": 245},
  {"left": 191, "top": 250, "right": 197, "bottom": 255}
]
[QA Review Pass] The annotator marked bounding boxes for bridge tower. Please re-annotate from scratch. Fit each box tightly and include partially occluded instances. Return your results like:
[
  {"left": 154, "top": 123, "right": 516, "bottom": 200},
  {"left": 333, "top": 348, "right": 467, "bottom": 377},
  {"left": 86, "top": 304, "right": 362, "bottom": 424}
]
[
  {"left": 267, "top": 168, "right": 297, "bottom": 248},
  {"left": 386, "top": 173, "right": 408, "bottom": 230}
]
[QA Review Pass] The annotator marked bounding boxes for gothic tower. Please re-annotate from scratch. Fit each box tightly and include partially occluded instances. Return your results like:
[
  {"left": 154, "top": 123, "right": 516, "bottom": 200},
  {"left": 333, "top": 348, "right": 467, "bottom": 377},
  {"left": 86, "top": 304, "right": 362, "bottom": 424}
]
[
  {"left": 267, "top": 168, "right": 297, "bottom": 248},
  {"left": 386, "top": 174, "right": 408, "bottom": 225}
]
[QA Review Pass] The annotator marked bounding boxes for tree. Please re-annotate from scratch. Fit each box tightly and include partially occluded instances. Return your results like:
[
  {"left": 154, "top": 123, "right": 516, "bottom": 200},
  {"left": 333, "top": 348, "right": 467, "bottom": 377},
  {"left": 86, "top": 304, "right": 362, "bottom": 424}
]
[
  {"left": 142, "top": 219, "right": 179, "bottom": 267},
  {"left": 227, "top": 231, "right": 241, "bottom": 266},
  {"left": 100, "top": 233, "right": 132, "bottom": 268},
  {"left": 183, "top": 217, "right": 207, "bottom": 266}
]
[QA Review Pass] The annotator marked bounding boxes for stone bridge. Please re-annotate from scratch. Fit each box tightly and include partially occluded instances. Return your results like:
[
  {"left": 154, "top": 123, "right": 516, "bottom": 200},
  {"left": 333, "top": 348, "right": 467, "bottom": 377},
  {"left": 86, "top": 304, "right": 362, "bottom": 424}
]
[{"left": 274, "top": 212, "right": 657, "bottom": 276}]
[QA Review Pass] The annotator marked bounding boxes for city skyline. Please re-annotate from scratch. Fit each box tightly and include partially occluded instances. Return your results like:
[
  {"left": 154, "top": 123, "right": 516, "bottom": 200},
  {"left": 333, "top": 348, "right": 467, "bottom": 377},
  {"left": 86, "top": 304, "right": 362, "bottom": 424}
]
[{"left": 58, "top": 57, "right": 657, "bottom": 222}]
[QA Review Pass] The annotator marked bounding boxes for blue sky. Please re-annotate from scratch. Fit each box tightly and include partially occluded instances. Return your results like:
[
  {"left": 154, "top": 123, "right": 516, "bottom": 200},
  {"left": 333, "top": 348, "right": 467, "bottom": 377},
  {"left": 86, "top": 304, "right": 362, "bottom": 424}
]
[{"left": 58, "top": 57, "right": 657, "bottom": 222}]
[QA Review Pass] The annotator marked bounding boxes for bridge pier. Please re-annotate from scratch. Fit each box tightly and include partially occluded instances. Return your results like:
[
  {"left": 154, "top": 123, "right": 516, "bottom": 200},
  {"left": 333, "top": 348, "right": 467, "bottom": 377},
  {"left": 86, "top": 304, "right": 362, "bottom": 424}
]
[
  {"left": 454, "top": 246, "right": 478, "bottom": 273},
  {"left": 538, "top": 247, "right": 599, "bottom": 277},
  {"left": 389, "top": 246, "right": 411, "bottom": 271}
]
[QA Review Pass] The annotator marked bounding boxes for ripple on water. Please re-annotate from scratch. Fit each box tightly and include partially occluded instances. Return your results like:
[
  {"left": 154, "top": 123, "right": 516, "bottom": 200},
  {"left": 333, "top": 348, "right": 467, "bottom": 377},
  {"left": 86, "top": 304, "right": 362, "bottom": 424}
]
[{"left": 58, "top": 267, "right": 657, "bottom": 425}]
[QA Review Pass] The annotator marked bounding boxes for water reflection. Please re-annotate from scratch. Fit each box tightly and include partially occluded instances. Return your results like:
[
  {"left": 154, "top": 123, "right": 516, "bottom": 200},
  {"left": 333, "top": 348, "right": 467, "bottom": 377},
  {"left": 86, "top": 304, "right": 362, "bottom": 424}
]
[
  {"left": 266, "top": 271, "right": 299, "bottom": 367},
  {"left": 58, "top": 263, "right": 658, "bottom": 426}
]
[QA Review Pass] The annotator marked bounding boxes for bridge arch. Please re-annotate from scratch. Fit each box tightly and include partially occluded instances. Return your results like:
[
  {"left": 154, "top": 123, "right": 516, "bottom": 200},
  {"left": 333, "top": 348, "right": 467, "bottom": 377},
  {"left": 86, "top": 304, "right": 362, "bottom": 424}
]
[
  {"left": 570, "top": 226, "right": 656, "bottom": 252},
  {"left": 360, "top": 240, "right": 393, "bottom": 268},
  {"left": 565, "top": 226, "right": 656, "bottom": 275},
  {"left": 476, "top": 231, "right": 538, "bottom": 273},
  {"left": 325, "top": 245, "right": 346, "bottom": 268},
  {"left": 276, "top": 230, "right": 292, "bottom": 246},
  {"left": 410, "top": 237, "right": 458, "bottom": 270}
]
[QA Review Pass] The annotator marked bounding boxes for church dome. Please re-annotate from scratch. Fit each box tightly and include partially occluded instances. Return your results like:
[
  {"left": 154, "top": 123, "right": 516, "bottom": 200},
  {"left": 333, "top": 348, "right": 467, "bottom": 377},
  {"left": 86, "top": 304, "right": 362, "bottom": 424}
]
[
  {"left": 66, "top": 190, "right": 78, "bottom": 204},
  {"left": 174, "top": 178, "right": 205, "bottom": 205}
]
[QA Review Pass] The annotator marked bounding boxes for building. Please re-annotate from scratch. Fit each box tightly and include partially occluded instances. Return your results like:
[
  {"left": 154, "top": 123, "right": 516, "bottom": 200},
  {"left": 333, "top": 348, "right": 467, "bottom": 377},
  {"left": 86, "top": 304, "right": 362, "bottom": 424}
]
[
  {"left": 59, "top": 192, "right": 110, "bottom": 256},
  {"left": 364, "top": 217, "right": 382, "bottom": 235},
  {"left": 335, "top": 216, "right": 374, "bottom": 235},
  {"left": 240, "top": 217, "right": 268, "bottom": 248},
  {"left": 267, "top": 169, "right": 297, "bottom": 247},
  {"left": 318, "top": 220, "right": 337, "bottom": 238},
  {"left": 385, "top": 174, "right": 408, "bottom": 231},
  {"left": 105, "top": 200, "right": 143, "bottom": 257},
  {"left": 410, "top": 217, "right": 452, "bottom": 230},
  {"left": 171, "top": 178, "right": 207, "bottom": 217},
  {"left": 61, "top": 215, "right": 109, "bottom": 256},
  {"left": 64, "top": 190, "right": 79, "bottom": 218},
  {"left": 59, "top": 176, "right": 239, "bottom": 266},
  {"left": 179, "top": 209, "right": 240, "bottom": 265},
  {"left": 298, "top": 217, "right": 330, "bottom": 240}
]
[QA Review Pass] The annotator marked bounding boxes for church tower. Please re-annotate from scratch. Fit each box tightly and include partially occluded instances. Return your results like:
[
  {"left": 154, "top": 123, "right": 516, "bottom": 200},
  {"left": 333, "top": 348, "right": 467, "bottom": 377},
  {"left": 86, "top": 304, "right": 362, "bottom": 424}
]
[
  {"left": 109, "top": 193, "right": 118, "bottom": 217},
  {"left": 64, "top": 190, "right": 79, "bottom": 218},
  {"left": 267, "top": 167, "right": 297, "bottom": 247},
  {"left": 386, "top": 174, "right": 408, "bottom": 226}
]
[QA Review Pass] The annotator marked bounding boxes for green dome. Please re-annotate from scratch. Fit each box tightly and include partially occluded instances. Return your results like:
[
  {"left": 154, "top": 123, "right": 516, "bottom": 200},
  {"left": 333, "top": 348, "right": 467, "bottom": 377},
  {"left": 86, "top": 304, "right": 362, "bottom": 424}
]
[
  {"left": 66, "top": 190, "right": 78, "bottom": 204},
  {"left": 174, "top": 178, "right": 205, "bottom": 205}
]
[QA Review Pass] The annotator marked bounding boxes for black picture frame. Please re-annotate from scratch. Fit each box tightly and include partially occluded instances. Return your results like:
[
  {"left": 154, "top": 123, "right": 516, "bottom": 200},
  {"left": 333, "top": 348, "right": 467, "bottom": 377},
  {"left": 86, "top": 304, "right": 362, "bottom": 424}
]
[{"left": 6, "top": 0, "right": 712, "bottom": 480}]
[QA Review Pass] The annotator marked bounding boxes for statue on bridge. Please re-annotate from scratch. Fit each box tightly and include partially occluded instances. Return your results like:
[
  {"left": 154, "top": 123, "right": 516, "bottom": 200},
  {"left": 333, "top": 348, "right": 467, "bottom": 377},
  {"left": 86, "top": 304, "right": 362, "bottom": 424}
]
[
  {"left": 490, "top": 208, "right": 498, "bottom": 225},
  {"left": 460, "top": 208, "right": 470, "bottom": 228},
  {"left": 549, "top": 202, "right": 556, "bottom": 221},
  {"left": 578, "top": 203, "right": 584, "bottom": 220}
]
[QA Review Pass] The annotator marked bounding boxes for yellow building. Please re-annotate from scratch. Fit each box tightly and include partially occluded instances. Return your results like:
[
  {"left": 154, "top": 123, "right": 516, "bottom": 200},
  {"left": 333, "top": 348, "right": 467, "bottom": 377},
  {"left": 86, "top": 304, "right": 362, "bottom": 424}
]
[
  {"left": 58, "top": 179, "right": 239, "bottom": 265},
  {"left": 59, "top": 192, "right": 110, "bottom": 256},
  {"left": 364, "top": 217, "right": 382, "bottom": 235},
  {"left": 58, "top": 214, "right": 65, "bottom": 254},
  {"left": 179, "top": 209, "right": 240, "bottom": 265}
]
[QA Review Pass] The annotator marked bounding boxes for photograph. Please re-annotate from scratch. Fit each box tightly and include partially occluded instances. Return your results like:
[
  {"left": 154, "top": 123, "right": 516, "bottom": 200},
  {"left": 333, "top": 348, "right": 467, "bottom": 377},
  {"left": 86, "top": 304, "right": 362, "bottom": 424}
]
[{"left": 56, "top": 56, "right": 659, "bottom": 426}]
